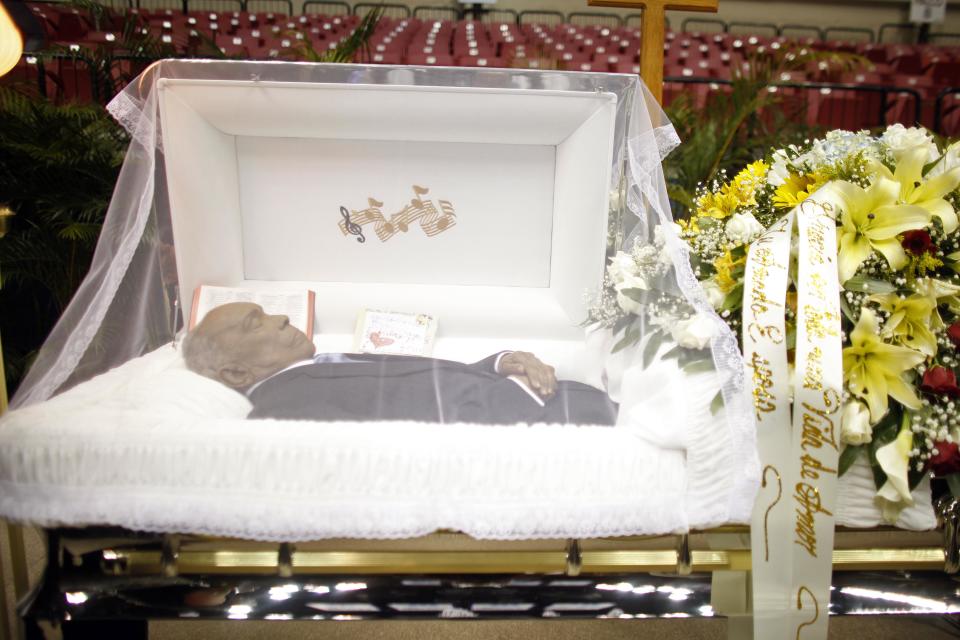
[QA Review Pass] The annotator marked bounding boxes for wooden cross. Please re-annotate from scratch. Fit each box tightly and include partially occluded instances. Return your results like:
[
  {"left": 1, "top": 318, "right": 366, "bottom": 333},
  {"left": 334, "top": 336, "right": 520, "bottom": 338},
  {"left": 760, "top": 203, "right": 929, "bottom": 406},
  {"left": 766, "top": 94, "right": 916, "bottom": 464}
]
[{"left": 588, "top": 0, "right": 719, "bottom": 104}]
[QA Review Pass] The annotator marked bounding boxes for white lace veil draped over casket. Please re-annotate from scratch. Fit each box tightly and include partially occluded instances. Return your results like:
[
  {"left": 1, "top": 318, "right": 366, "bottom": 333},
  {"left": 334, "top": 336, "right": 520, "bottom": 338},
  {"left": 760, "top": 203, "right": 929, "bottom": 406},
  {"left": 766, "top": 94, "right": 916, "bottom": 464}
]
[{"left": 4, "top": 60, "right": 758, "bottom": 539}]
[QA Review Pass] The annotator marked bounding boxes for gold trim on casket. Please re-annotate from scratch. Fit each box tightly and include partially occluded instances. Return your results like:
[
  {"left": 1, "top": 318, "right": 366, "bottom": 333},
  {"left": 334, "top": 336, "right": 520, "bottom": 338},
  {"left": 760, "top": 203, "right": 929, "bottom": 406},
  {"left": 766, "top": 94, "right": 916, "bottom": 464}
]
[{"left": 89, "top": 528, "right": 946, "bottom": 577}]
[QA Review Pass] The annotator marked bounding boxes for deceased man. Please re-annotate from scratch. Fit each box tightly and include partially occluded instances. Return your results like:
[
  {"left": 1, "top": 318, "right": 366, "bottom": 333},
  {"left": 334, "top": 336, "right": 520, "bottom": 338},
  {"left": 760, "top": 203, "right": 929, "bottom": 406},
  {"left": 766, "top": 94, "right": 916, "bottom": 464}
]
[{"left": 183, "top": 302, "right": 617, "bottom": 425}]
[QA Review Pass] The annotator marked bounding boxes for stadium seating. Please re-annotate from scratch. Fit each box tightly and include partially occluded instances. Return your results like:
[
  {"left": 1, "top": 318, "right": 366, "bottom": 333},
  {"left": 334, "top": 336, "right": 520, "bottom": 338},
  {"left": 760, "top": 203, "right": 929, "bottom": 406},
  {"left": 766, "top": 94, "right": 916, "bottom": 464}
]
[{"left": 12, "top": 1, "right": 960, "bottom": 135}]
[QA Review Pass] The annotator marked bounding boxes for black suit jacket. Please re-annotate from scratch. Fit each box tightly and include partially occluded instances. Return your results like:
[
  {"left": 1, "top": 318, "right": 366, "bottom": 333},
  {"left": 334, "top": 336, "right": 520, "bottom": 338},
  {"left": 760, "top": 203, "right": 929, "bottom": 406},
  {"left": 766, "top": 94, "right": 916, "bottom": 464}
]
[{"left": 246, "top": 353, "right": 617, "bottom": 425}]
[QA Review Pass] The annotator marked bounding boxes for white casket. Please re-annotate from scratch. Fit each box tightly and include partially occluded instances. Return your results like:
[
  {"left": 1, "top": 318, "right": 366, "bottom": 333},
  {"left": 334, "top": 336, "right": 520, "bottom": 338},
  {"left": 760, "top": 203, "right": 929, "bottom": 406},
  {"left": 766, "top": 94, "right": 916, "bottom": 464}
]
[{"left": 1, "top": 61, "right": 759, "bottom": 542}]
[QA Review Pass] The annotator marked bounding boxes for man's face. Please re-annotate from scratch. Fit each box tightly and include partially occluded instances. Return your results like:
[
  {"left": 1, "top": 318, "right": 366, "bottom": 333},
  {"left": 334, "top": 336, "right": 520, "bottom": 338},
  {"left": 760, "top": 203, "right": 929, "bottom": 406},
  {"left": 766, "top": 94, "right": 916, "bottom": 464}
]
[{"left": 195, "top": 302, "right": 316, "bottom": 388}]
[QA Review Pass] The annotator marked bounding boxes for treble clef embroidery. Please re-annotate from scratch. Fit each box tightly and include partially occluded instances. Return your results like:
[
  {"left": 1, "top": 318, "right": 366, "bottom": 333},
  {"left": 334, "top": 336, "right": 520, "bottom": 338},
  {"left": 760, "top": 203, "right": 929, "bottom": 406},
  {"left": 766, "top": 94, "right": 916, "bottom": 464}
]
[{"left": 340, "top": 206, "right": 365, "bottom": 243}]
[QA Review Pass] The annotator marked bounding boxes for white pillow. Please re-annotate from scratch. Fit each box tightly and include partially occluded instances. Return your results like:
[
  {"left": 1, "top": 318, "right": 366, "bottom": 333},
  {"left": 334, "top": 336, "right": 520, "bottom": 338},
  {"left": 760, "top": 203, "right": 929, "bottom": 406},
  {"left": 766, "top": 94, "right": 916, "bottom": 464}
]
[{"left": 3, "top": 343, "right": 252, "bottom": 426}]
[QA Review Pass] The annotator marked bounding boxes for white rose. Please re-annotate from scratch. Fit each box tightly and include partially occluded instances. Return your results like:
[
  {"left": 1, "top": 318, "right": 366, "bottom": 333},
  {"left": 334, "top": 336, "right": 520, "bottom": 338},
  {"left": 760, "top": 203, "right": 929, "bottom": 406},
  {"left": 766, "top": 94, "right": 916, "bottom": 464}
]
[
  {"left": 840, "top": 400, "right": 872, "bottom": 446},
  {"left": 881, "top": 123, "right": 939, "bottom": 163},
  {"left": 928, "top": 140, "right": 960, "bottom": 179},
  {"left": 607, "top": 252, "right": 635, "bottom": 286},
  {"left": 701, "top": 278, "right": 726, "bottom": 310},
  {"left": 616, "top": 289, "right": 644, "bottom": 315},
  {"left": 669, "top": 314, "right": 715, "bottom": 350},
  {"left": 725, "top": 212, "right": 765, "bottom": 245},
  {"left": 653, "top": 222, "right": 682, "bottom": 246},
  {"left": 615, "top": 272, "right": 649, "bottom": 293}
]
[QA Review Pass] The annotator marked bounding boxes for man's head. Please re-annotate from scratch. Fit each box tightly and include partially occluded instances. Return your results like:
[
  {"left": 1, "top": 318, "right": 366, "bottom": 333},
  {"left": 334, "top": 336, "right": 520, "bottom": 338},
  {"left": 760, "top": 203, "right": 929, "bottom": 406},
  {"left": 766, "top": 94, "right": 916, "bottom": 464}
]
[{"left": 182, "top": 302, "right": 316, "bottom": 389}]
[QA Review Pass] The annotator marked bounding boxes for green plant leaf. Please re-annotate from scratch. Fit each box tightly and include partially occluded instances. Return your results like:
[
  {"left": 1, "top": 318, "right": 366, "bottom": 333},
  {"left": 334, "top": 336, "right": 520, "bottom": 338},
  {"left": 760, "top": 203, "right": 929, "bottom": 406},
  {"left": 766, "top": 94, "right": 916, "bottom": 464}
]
[
  {"left": 612, "top": 326, "right": 641, "bottom": 354},
  {"left": 710, "top": 390, "right": 725, "bottom": 415},
  {"left": 721, "top": 283, "right": 744, "bottom": 312},
  {"left": 843, "top": 274, "right": 896, "bottom": 295},
  {"left": 682, "top": 358, "right": 715, "bottom": 374},
  {"left": 661, "top": 344, "right": 683, "bottom": 361},
  {"left": 619, "top": 287, "right": 648, "bottom": 304},
  {"left": 838, "top": 445, "right": 862, "bottom": 476},
  {"left": 839, "top": 295, "right": 855, "bottom": 323},
  {"left": 946, "top": 473, "right": 960, "bottom": 498},
  {"left": 612, "top": 313, "right": 634, "bottom": 337},
  {"left": 642, "top": 330, "right": 665, "bottom": 368}
]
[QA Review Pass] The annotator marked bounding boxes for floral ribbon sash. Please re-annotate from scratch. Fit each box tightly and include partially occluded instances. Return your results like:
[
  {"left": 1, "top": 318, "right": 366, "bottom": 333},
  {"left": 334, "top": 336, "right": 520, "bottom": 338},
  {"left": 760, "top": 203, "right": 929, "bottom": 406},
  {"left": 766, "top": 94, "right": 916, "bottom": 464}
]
[{"left": 744, "top": 187, "right": 844, "bottom": 639}]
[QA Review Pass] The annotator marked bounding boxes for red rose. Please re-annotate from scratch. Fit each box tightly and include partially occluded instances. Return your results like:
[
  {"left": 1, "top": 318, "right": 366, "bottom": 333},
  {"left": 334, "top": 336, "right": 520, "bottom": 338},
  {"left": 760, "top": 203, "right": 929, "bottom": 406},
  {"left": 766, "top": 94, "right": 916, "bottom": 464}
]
[
  {"left": 929, "top": 441, "right": 960, "bottom": 477},
  {"left": 949, "top": 323, "right": 960, "bottom": 348},
  {"left": 901, "top": 230, "right": 936, "bottom": 256},
  {"left": 922, "top": 366, "right": 960, "bottom": 398}
]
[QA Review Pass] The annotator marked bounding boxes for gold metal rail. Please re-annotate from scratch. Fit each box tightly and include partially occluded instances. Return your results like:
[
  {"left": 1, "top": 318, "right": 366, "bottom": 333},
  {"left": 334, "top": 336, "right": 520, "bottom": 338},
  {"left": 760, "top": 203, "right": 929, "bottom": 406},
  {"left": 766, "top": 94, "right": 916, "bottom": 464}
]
[{"left": 106, "top": 546, "right": 945, "bottom": 576}]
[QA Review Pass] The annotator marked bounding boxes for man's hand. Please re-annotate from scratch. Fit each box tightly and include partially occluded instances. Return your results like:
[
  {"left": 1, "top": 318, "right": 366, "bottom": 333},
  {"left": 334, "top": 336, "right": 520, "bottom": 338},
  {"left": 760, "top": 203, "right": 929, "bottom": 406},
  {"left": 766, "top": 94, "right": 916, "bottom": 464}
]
[{"left": 497, "top": 351, "right": 557, "bottom": 400}]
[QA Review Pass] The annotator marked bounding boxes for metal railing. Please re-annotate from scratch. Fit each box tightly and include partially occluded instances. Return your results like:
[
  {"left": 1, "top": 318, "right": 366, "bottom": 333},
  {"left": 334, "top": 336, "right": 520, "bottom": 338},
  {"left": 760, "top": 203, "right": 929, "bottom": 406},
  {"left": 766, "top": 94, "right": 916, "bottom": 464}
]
[
  {"left": 517, "top": 10, "right": 564, "bottom": 26},
  {"left": 411, "top": 5, "right": 457, "bottom": 21},
  {"left": 663, "top": 76, "right": 925, "bottom": 132},
  {"left": 823, "top": 26, "right": 874, "bottom": 43},
  {"left": 301, "top": 0, "right": 350, "bottom": 16},
  {"left": 728, "top": 21, "right": 777, "bottom": 38},
  {"left": 568, "top": 11, "right": 621, "bottom": 27}
]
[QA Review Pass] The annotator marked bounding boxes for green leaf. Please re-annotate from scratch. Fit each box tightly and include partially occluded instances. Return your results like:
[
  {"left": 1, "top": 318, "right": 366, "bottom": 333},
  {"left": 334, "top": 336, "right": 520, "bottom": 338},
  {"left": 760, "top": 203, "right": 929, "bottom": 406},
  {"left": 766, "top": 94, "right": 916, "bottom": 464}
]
[
  {"left": 839, "top": 295, "right": 855, "bottom": 323},
  {"left": 908, "top": 466, "right": 925, "bottom": 492},
  {"left": 642, "top": 330, "right": 665, "bottom": 368},
  {"left": 682, "top": 358, "right": 715, "bottom": 374},
  {"left": 612, "top": 326, "right": 640, "bottom": 354},
  {"left": 838, "top": 445, "right": 862, "bottom": 476},
  {"left": 730, "top": 244, "right": 748, "bottom": 260},
  {"left": 843, "top": 274, "right": 896, "bottom": 295},
  {"left": 612, "top": 314, "right": 634, "bottom": 337},
  {"left": 710, "top": 390, "right": 725, "bottom": 415},
  {"left": 721, "top": 283, "right": 744, "bottom": 312},
  {"left": 620, "top": 287, "right": 648, "bottom": 304},
  {"left": 661, "top": 344, "right": 683, "bottom": 361},
  {"left": 946, "top": 473, "right": 960, "bottom": 498}
]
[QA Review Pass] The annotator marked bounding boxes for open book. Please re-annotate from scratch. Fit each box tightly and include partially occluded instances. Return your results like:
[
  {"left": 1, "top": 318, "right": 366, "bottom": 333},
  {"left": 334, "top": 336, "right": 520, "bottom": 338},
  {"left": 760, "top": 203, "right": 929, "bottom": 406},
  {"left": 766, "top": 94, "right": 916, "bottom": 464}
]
[{"left": 189, "top": 285, "right": 316, "bottom": 336}]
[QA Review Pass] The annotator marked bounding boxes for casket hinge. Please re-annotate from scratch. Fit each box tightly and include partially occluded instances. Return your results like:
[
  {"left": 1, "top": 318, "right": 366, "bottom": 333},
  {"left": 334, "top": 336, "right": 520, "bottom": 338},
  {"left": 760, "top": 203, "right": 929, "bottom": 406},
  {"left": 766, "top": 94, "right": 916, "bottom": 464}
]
[
  {"left": 278, "top": 543, "right": 295, "bottom": 578},
  {"left": 160, "top": 534, "right": 180, "bottom": 578},
  {"left": 564, "top": 539, "right": 582, "bottom": 577},
  {"left": 675, "top": 534, "right": 692, "bottom": 576},
  {"left": 936, "top": 495, "right": 960, "bottom": 574}
]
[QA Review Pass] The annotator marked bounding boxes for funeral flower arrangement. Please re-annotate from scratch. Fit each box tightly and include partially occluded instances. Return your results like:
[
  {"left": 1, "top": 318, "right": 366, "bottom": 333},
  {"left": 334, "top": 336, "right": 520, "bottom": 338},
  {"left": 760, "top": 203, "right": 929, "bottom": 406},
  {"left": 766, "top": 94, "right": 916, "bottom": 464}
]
[{"left": 591, "top": 124, "right": 960, "bottom": 519}]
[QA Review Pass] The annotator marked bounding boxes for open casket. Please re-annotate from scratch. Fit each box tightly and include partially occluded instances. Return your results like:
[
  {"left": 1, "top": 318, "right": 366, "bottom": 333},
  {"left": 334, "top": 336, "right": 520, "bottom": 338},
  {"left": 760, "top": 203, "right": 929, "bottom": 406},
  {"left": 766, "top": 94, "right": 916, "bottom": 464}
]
[{"left": 0, "top": 61, "right": 954, "bottom": 631}]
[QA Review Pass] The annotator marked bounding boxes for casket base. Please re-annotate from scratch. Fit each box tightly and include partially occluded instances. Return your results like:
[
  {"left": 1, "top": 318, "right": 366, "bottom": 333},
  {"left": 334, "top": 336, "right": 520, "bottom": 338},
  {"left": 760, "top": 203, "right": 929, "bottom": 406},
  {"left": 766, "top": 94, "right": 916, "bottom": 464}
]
[
  {"left": 49, "top": 527, "right": 950, "bottom": 576},
  {"left": 18, "top": 527, "right": 960, "bottom": 631}
]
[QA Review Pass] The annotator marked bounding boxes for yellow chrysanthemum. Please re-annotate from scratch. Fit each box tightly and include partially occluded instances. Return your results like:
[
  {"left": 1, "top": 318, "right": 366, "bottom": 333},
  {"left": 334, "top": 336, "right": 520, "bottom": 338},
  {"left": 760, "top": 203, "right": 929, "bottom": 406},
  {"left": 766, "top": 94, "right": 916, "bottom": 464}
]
[
  {"left": 726, "top": 160, "right": 769, "bottom": 206},
  {"left": 714, "top": 249, "right": 744, "bottom": 293},
  {"left": 772, "top": 172, "right": 826, "bottom": 209},
  {"left": 696, "top": 190, "right": 740, "bottom": 220}
]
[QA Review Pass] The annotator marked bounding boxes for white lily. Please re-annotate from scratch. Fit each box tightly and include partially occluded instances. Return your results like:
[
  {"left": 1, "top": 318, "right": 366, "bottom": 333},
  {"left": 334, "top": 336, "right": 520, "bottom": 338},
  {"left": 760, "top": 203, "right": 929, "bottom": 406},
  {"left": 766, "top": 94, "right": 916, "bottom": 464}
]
[
  {"left": 869, "top": 146, "right": 960, "bottom": 234},
  {"left": 833, "top": 179, "right": 932, "bottom": 283},
  {"left": 842, "top": 308, "right": 925, "bottom": 422},
  {"left": 875, "top": 424, "right": 915, "bottom": 523},
  {"left": 912, "top": 277, "right": 960, "bottom": 328},
  {"left": 928, "top": 140, "right": 960, "bottom": 179}
]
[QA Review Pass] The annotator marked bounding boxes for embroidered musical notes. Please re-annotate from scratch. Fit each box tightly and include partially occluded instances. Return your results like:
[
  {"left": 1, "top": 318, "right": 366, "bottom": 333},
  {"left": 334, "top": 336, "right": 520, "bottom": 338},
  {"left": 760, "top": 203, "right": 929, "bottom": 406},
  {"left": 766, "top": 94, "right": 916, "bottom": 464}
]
[{"left": 337, "top": 186, "right": 457, "bottom": 243}]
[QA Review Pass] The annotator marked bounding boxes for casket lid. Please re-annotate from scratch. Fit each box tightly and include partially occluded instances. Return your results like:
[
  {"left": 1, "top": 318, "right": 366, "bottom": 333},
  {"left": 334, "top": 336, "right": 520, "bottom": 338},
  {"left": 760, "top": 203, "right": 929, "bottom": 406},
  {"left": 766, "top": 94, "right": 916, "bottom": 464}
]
[{"left": 157, "top": 61, "right": 635, "bottom": 370}]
